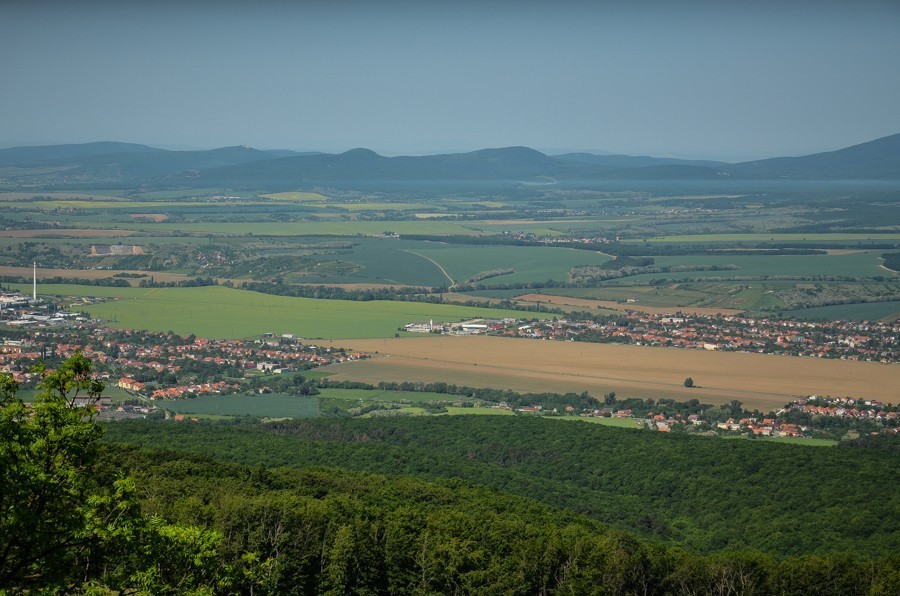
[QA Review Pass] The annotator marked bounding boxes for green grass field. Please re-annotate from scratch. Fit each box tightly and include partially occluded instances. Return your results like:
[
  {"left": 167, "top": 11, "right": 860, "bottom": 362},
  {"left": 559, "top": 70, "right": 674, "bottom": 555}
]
[
  {"left": 260, "top": 192, "right": 331, "bottom": 201},
  {"left": 163, "top": 394, "right": 320, "bottom": 418},
  {"left": 550, "top": 415, "right": 642, "bottom": 428},
  {"left": 623, "top": 252, "right": 888, "bottom": 281},
  {"left": 20, "top": 200, "right": 275, "bottom": 211},
  {"left": 326, "top": 202, "right": 436, "bottom": 212},
  {"left": 779, "top": 300, "right": 900, "bottom": 322},
  {"left": 295, "top": 370, "right": 335, "bottom": 380},
  {"left": 94, "top": 220, "right": 487, "bottom": 236},
  {"left": 317, "top": 388, "right": 454, "bottom": 403},
  {"left": 413, "top": 245, "right": 612, "bottom": 285},
  {"left": 19, "top": 384, "right": 132, "bottom": 403},
  {"left": 761, "top": 436, "right": 838, "bottom": 447},
  {"left": 444, "top": 406, "right": 515, "bottom": 416},
  {"left": 18, "top": 284, "right": 541, "bottom": 339},
  {"left": 361, "top": 406, "right": 430, "bottom": 417},
  {"left": 538, "top": 285, "right": 716, "bottom": 306},
  {"left": 521, "top": 283, "right": 777, "bottom": 311},
  {"left": 722, "top": 435, "right": 838, "bottom": 447}
]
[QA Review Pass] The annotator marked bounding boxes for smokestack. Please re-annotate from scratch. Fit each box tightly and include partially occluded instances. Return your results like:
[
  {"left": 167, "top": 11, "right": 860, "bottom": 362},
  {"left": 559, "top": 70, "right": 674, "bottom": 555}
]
[{"left": 33, "top": 261, "right": 36, "bottom": 302}]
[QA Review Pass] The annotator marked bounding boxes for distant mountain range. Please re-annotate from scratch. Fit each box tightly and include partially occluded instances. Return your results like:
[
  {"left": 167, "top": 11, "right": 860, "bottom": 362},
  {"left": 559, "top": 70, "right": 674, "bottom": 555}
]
[{"left": 1, "top": 134, "right": 898, "bottom": 187}]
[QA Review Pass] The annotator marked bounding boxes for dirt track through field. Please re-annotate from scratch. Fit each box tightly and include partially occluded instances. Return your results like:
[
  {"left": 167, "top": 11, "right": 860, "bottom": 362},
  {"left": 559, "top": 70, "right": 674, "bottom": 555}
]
[{"left": 324, "top": 336, "right": 899, "bottom": 411}]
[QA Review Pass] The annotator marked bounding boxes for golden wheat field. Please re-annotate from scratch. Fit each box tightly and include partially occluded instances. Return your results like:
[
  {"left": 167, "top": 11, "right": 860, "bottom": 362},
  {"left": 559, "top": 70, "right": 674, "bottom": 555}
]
[{"left": 323, "top": 335, "right": 899, "bottom": 411}]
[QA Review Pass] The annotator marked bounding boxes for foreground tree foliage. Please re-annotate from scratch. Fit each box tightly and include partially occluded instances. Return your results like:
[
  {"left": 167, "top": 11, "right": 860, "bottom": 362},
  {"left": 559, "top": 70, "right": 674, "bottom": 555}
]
[
  {"left": 0, "top": 354, "right": 258, "bottom": 594},
  {"left": 3, "top": 355, "right": 899, "bottom": 594}
]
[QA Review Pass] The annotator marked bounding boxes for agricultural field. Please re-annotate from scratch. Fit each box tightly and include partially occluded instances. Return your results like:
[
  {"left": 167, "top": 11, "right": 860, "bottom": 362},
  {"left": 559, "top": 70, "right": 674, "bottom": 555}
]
[
  {"left": 624, "top": 251, "right": 888, "bottom": 281},
  {"left": 0, "top": 192, "right": 131, "bottom": 202},
  {"left": 91, "top": 220, "right": 490, "bottom": 236},
  {"left": 162, "top": 394, "right": 320, "bottom": 418},
  {"left": 260, "top": 192, "right": 331, "bottom": 201},
  {"left": 444, "top": 406, "right": 515, "bottom": 416},
  {"left": 409, "top": 244, "right": 612, "bottom": 285},
  {"left": 265, "top": 241, "right": 616, "bottom": 287},
  {"left": 0, "top": 265, "right": 190, "bottom": 285},
  {"left": 720, "top": 435, "right": 839, "bottom": 447},
  {"left": 553, "top": 415, "right": 642, "bottom": 429},
  {"left": 7, "top": 234, "right": 612, "bottom": 288},
  {"left": 0, "top": 229, "right": 139, "bottom": 238},
  {"left": 513, "top": 292, "right": 742, "bottom": 316},
  {"left": 524, "top": 280, "right": 900, "bottom": 316},
  {"left": 19, "top": 384, "right": 132, "bottom": 403},
  {"left": 631, "top": 233, "right": 900, "bottom": 244},
  {"left": 318, "top": 388, "right": 455, "bottom": 403},
  {"left": 779, "top": 300, "right": 900, "bottom": 322},
  {"left": 323, "top": 335, "right": 900, "bottom": 411},
  {"left": 14, "top": 284, "right": 544, "bottom": 339}
]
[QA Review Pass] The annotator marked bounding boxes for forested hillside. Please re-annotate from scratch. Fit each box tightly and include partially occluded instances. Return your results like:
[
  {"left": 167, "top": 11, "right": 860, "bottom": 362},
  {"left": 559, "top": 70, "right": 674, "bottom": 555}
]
[
  {"left": 97, "top": 445, "right": 899, "bottom": 595},
  {"left": 104, "top": 417, "right": 900, "bottom": 558}
]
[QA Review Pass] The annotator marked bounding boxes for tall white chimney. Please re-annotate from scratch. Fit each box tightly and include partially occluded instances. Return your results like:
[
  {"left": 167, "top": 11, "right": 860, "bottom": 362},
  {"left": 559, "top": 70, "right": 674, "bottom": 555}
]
[{"left": 33, "top": 261, "right": 37, "bottom": 302}]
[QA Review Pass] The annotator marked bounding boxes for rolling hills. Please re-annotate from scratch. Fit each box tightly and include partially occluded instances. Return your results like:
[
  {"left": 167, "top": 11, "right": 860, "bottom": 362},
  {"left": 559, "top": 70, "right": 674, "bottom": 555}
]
[{"left": 1, "top": 133, "right": 898, "bottom": 187}]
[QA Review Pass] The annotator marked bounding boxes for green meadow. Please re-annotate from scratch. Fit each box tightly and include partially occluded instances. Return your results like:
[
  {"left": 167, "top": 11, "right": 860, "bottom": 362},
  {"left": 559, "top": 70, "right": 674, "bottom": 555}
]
[
  {"left": 626, "top": 251, "right": 888, "bottom": 281},
  {"left": 20, "top": 284, "right": 541, "bottom": 339},
  {"left": 163, "top": 394, "right": 320, "bottom": 418},
  {"left": 260, "top": 192, "right": 331, "bottom": 201},
  {"left": 19, "top": 384, "right": 132, "bottom": 403},
  {"left": 721, "top": 435, "right": 838, "bottom": 447},
  {"left": 317, "top": 388, "right": 454, "bottom": 403},
  {"left": 779, "top": 300, "right": 900, "bottom": 322},
  {"left": 444, "top": 406, "right": 515, "bottom": 416},
  {"left": 94, "top": 220, "right": 487, "bottom": 236},
  {"left": 574, "top": 416, "right": 642, "bottom": 428}
]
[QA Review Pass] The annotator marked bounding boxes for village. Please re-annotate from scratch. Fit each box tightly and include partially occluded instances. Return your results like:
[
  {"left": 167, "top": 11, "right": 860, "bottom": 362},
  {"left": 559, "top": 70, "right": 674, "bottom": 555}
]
[
  {"left": 405, "top": 311, "right": 900, "bottom": 363},
  {"left": 0, "top": 288, "right": 897, "bottom": 439},
  {"left": 487, "top": 392, "right": 898, "bottom": 440},
  {"left": 0, "top": 323, "right": 365, "bottom": 403}
]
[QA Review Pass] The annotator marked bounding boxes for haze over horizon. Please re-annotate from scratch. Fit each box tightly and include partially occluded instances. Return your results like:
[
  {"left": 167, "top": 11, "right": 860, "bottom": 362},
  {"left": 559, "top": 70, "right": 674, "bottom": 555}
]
[{"left": 2, "top": 0, "right": 899, "bottom": 161}]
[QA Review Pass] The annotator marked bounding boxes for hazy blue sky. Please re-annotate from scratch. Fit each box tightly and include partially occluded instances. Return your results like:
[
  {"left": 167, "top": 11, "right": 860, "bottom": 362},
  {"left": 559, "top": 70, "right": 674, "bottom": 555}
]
[{"left": 2, "top": 0, "right": 899, "bottom": 160}]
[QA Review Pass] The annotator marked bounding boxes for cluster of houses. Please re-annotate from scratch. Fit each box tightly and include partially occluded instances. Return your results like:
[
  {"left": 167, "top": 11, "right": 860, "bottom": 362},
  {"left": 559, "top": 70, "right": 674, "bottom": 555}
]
[
  {"left": 146, "top": 380, "right": 240, "bottom": 400},
  {"left": 485, "top": 313, "right": 899, "bottom": 363},
  {"left": 715, "top": 418, "right": 804, "bottom": 437},
  {"left": 0, "top": 328, "right": 366, "bottom": 399},
  {"left": 784, "top": 395, "right": 898, "bottom": 423},
  {"left": 575, "top": 408, "right": 810, "bottom": 437},
  {"left": 572, "top": 393, "right": 898, "bottom": 437}
]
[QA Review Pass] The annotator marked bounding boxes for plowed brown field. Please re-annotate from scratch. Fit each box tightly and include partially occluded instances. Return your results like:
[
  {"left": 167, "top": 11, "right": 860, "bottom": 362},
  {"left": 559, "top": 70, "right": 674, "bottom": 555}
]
[{"left": 323, "top": 336, "right": 898, "bottom": 411}]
